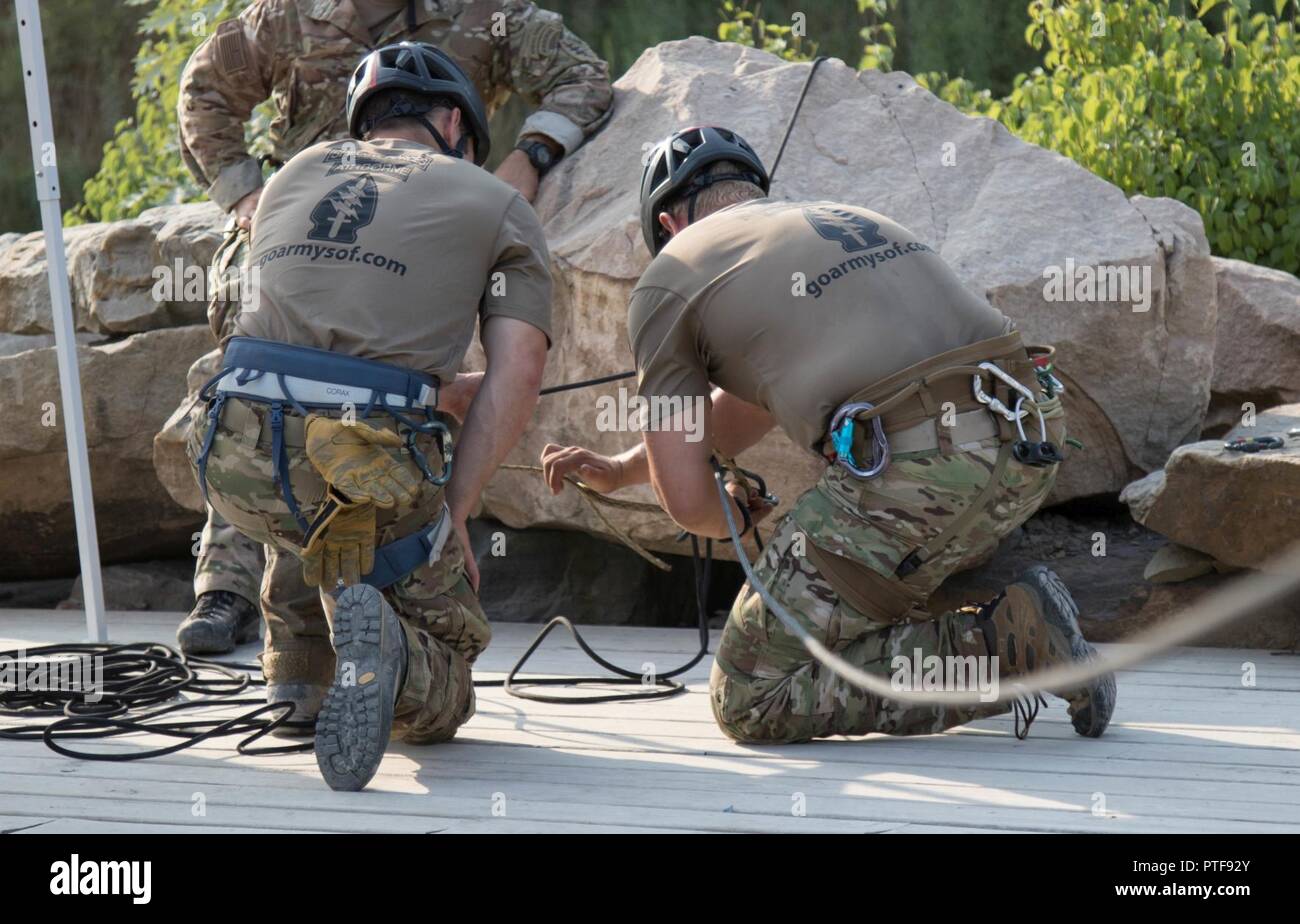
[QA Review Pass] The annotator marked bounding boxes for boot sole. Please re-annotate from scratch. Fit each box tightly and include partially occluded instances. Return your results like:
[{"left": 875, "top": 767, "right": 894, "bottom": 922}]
[
  {"left": 1020, "top": 566, "right": 1117, "bottom": 738},
  {"left": 314, "top": 585, "right": 398, "bottom": 791}
]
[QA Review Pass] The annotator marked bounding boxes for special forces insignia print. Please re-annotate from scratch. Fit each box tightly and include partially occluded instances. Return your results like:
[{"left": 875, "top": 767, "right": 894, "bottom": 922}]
[
  {"left": 308, "top": 175, "right": 379, "bottom": 244},
  {"left": 803, "top": 206, "right": 889, "bottom": 253}
]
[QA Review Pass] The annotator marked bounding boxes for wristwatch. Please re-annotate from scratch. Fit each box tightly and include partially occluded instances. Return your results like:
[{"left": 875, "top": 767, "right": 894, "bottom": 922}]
[{"left": 516, "top": 138, "right": 558, "bottom": 178}]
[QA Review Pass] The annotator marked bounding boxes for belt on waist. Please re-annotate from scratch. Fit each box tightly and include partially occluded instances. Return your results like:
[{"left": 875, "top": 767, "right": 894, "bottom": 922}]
[{"left": 825, "top": 332, "right": 1055, "bottom": 477}]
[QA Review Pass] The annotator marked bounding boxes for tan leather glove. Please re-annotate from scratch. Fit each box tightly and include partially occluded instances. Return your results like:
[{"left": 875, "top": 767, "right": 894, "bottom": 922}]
[
  {"left": 304, "top": 415, "right": 421, "bottom": 508},
  {"left": 302, "top": 491, "right": 377, "bottom": 589}
]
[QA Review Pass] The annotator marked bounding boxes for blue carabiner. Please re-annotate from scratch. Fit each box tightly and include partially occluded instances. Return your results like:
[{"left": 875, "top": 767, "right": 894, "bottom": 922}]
[{"left": 828, "top": 401, "right": 890, "bottom": 479}]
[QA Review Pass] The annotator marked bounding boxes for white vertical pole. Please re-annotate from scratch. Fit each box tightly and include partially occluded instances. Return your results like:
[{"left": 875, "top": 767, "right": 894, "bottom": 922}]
[{"left": 15, "top": 0, "right": 108, "bottom": 642}]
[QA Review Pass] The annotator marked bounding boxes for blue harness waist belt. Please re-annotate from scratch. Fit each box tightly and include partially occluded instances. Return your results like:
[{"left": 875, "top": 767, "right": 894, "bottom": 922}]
[{"left": 195, "top": 337, "right": 454, "bottom": 590}]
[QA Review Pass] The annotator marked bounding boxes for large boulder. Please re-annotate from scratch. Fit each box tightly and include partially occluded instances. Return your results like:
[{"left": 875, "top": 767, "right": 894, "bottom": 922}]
[
  {"left": 1203, "top": 256, "right": 1300, "bottom": 435},
  {"left": 152, "top": 348, "right": 223, "bottom": 513},
  {"left": 0, "top": 202, "right": 225, "bottom": 335},
  {"left": 480, "top": 39, "right": 1218, "bottom": 555},
  {"left": 1121, "top": 405, "right": 1300, "bottom": 571},
  {"left": 0, "top": 326, "right": 211, "bottom": 580}
]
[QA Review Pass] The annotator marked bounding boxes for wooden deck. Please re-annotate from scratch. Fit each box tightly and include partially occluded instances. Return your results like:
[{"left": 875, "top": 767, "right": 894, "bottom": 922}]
[{"left": 1, "top": 608, "right": 1298, "bottom": 834}]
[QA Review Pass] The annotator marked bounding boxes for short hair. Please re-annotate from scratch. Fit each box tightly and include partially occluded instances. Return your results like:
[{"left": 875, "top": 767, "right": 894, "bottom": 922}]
[
  {"left": 359, "top": 89, "right": 456, "bottom": 140},
  {"left": 665, "top": 160, "right": 766, "bottom": 224}
]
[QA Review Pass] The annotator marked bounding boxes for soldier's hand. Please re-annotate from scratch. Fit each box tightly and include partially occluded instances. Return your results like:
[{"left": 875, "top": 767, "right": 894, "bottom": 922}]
[
  {"left": 727, "top": 480, "right": 775, "bottom": 529},
  {"left": 494, "top": 149, "right": 540, "bottom": 203},
  {"left": 541, "top": 443, "right": 623, "bottom": 495},
  {"left": 233, "top": 187, "right": 263, "bottom": 231},
  {"left": 450, "top": 514, "right": 479, "bottom": 593}
]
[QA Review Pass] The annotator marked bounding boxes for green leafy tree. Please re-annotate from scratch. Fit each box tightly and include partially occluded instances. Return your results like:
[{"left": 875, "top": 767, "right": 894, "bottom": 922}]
[
  {"left": 717, "top": 0, "right": 819, "bottom": 60},
  {"left": 921, "top": 0, "right": 1300, "bottom": 272},
  {"left": 75, "top": 0, "right": 255, "bottom": 224}
]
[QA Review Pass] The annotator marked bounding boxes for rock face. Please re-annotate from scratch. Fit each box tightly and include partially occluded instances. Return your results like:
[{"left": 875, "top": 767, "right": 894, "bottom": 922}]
[
  {"left": 1122, "top": 405, "right": 1300, "bottom": 571},
  {"left": 480, "top": 38, "right": 1217, "bottom": 553},
  {"left": 0, "top": 326, "right": 211, "bottom": 580},
  {"left": 1203, "top": 256, "right": 1300, "bottom": 435},
  {"left": 0, "top": 203, "right": 225, "bottom": 335},
  {"left": 153, "top": 348, "right": 224, "bottom": 513}
]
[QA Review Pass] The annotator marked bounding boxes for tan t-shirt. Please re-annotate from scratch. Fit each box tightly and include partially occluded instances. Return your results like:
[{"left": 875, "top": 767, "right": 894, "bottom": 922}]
[
  {"left": 236, "top": 137, "right": 552, "bottom": 382},
  {"left": 628, "top": 199, "right": 1012, "bottom": 451}
]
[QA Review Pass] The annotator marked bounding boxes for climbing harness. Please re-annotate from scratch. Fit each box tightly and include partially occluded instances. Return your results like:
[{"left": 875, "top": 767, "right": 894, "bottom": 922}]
[{"left": 195, "top": 337, "right": 452, "bottom": 591}]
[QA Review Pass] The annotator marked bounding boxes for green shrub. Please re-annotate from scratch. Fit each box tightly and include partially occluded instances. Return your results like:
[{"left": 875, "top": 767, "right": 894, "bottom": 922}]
[
  {"left": 921, "top": 0, "right": 1300, "bottom": 273},
  {"left": 75, "top": 0, "right": 256, "bottom": 224}
]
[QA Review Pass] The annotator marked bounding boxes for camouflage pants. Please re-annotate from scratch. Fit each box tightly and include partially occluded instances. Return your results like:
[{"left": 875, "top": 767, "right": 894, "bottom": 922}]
[
  {"left": 193, "top": 508, "right": 264, "bottom": 602},
  {"left": 710, "top": 396, "right": 1065, "bottom": 744},
  {"left": 194, "top": 225, "right": 266, "bottom": 606},
  {"left": 187, "top": 397, "right": 491, "bottom": 744}
]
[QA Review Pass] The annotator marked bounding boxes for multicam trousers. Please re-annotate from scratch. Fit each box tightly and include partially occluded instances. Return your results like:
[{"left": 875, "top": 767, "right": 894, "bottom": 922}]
[
  {"left": 710, "top": 396, "right": 1066, "bottom": 744},
  {"left": 194, "top": 225, "right": 265, "bottom": 607},
  {"left": 187, "top": 396, "right": 491, "bottom": 744}
]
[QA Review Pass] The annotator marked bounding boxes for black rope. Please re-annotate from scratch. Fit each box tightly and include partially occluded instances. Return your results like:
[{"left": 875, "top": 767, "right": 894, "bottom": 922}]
[
  {"left": 769, "top": 55, "right": 827, "bottom": 183},
  {"left": 538, "top": 369, "right": 635, "bottom": 396},
  {"left": 0, "top": 642, "right": 313, "bottom": 760},
  {"left": 478, "top": 536, "right": 718, "bottom": 704}
]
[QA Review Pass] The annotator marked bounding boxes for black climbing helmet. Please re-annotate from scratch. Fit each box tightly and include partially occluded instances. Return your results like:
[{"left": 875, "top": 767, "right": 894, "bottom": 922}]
[
  {"left": 639, "top": 126, "right": 770, "bottom": 256},
  {"left": 346, "top": 41, "right": 491, "bottom": 165}
]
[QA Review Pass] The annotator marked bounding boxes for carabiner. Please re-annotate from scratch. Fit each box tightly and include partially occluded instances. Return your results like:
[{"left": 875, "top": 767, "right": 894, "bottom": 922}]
[
  {"left": 829, "top": 401, "right": 890, "bottom": 479},
  {"left": 973, "top": 362, "right": 1034, "bottom": 422}
]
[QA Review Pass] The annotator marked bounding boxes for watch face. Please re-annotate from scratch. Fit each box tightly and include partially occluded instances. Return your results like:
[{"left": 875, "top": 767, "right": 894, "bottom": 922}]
[{"left": 533, "top": 144, "right": 553, "bottom": 167}]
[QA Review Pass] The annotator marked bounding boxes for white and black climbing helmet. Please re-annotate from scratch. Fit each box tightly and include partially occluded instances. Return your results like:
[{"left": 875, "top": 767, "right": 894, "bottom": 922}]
[
  {"left": 346, "top": 41, "right": 491, "bottom": 165},
  {"left": 639, "top": 126, "right": 770, "bottom": 255}
]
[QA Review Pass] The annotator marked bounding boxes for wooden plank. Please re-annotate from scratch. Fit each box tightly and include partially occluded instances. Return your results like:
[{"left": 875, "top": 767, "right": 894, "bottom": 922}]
[
  {"left": 0, "top": 770, "right": 1292, "bottom": 835},
  {"left": 2, "top": 608, "right": 1297, "bottom": 835}
]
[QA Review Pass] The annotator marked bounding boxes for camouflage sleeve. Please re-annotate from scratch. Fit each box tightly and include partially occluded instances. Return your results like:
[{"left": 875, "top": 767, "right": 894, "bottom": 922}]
[
  {"left": 497, "top": 1, "right": 613, "bottom": 155},
  {"left": 178, "top": 1, "right": 288, "bottom": 212}
]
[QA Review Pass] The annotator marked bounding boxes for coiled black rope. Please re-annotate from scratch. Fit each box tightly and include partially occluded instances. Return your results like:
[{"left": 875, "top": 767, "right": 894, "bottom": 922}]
[{"left": 0, "top": 642, "right": 313, "bottom": 759}]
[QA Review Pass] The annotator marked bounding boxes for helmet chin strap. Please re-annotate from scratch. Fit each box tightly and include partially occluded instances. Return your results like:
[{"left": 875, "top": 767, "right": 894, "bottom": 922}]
[{"left": 415, "top": 114, "right": 468, "bottom": 160}]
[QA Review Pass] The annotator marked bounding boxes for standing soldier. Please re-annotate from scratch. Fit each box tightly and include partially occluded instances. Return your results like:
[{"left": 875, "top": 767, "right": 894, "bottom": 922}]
[
  {"left": 172, "top": 0, "right": 612, "bottom": 671},
  {"left": 189, "top": 42, "right": 551, "bottom": 789}
]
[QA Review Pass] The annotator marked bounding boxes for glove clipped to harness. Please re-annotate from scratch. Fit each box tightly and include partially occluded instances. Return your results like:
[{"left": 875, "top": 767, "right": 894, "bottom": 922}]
[
  {"left": 302, "top": 415, "right": 425, "bottom": 590},
  {"left": 302, "top": 488, "right": 378, "bottom": 589},
  {"left": 304, "top": 415, "right": 421, "bottom": 508}
]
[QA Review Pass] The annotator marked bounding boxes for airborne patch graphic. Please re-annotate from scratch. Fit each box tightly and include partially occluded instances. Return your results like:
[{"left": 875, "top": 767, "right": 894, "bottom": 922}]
[{"left": 308, "top": 175, "right": 379, "bottom": 244}]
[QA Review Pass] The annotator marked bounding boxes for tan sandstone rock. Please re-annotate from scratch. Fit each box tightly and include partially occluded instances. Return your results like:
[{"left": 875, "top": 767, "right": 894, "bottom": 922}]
[
  {"left": 1122, "top": 405, "right": 1300, "bottom": 571},
  {"left": 0, "top": 202, "right": 225, "bottom": 335},
  {"left": 1203, "top": 256, "right": 1300, "bottom": 435},
  {"left": 0, "top": 326, "right": 211, "bottom": 579},
  {"left": 480, "top": 39, "right": 1218, "bottom": 555},
  {"left": 153, "top": 348, "right": 224, "bottom": 513}
]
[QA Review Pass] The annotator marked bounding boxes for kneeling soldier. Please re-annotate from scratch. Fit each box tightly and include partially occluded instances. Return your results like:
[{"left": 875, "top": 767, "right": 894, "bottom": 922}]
[
  {"left": 189, "top": 43, "right": 551, "bottom": 789},
  {"left": 542, "top": 126, "right": 1115, "bottom": 745}
]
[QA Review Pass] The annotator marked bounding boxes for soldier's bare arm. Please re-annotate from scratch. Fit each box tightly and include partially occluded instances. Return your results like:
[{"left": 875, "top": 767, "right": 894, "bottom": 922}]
[
  {"left": 178, "top": 0, "right": 286, "bottom": 215},
  {"left": 540, "top": 387, "right": 773, "bottom": 497},
  {"left": 447, "top": 317, "right": 548, "bottom": 589}
]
